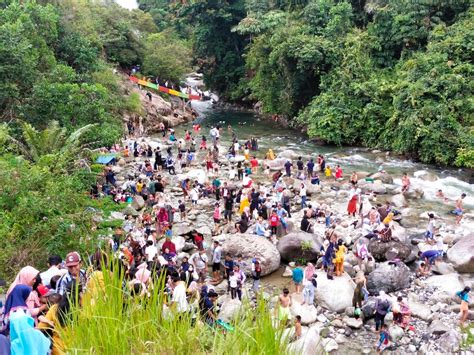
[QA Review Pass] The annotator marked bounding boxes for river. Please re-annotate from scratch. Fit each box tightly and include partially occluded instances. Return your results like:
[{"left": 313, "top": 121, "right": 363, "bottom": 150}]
[
  {"left": 179, "top": 101, "right": 474, "bottom": 217},
  {"left": 115, "top": 0, "right": 138, "bottom": 10}
]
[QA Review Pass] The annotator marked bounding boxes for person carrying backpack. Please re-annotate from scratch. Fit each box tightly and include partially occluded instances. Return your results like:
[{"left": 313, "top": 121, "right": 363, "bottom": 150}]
[{"left": 374, "top": 291, "right": 391, "bottom": 332}]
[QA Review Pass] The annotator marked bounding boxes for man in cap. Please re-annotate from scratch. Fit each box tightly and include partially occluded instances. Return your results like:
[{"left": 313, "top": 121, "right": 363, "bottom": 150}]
[{"left": 55, "top": 251, "right": 87, "bottom": 295}]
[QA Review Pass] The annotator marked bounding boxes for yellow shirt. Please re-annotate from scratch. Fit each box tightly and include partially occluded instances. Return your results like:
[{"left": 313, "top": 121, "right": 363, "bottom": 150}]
[
  {"left": 325, "top": 167, "right": 331, "bottom": 177},
  {"left": 37, "top": 304, "right": 65, "bottom": 355},
  {"left": 334, "top": 245, "right": 347, "bottom": 263},
  {"left": 136, "top": 182, "right": 144, "bottom": 193},
  {"left": 239, "top": 197, "right": 250, "bottom": 214}
]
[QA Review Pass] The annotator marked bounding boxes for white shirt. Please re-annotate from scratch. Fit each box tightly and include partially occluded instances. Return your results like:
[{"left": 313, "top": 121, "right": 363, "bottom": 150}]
[
  {"left": 242, "top": 175, "right": 251, "bottom": 186},
  {"left": 300, "top": 186, "right": 307, "bottom": 197},
  {"left": 190, "top": 252, "right": 208, "bottom": 270},
  {"left": 229, "top": 274, "right": 238, "bottom": 288},
  {"left": 145, "top": 245, "right": 158, "bottom": 262},
  {"left": 190, "top": 188, "right": 199, "bottom": 201},
  {"left": 40, "top": 266, "right": 63, "bottom": 287},
  {"left": 172, "top": 282, "right": 189, "bottom": 313}
]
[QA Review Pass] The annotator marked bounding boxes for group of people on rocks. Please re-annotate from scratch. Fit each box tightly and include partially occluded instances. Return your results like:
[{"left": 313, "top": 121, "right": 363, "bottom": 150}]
[{"left": 1, "top": 120, "right": 471, "bottom": 354}]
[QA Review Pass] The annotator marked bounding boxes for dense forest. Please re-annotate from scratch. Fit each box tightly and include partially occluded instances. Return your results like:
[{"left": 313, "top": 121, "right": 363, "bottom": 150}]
[
  {"left": 0, "top": 0, "right": 192, "bottom": 277},
  {"left": 139, "top": 0, "right": 473, "bottom": 167}
]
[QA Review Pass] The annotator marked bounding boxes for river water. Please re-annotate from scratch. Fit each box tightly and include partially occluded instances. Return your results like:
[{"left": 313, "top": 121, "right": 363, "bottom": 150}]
[
  {"left": 182, "top": 100, "right": 474, "bottom": 216},
  {"left": 115, "top": 0, "right": 138, "bottom": 10}
]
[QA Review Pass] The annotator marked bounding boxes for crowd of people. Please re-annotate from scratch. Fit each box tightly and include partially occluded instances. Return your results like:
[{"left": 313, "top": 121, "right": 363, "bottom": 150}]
[{"left": 0, "top": 122, "right": 470, "bottom": 354}]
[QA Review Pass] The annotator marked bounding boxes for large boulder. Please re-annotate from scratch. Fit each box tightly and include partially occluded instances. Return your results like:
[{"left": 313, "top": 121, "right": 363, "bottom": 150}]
[
  {"left": 214, "top": 233, "right": 281, "bottom": 276},
  {"left": 368, "top": 240, "right": 412, "bottom": 262},
  {"left": 277, "top": 232, "right": 323, "bottom": 262},
  {"left": 218, "top": 296, "right": 242, "bottom": 322},
  {"left": 404, "top": 188, "right": 424, "bottom": 199},
  {"left": 370, "top": 180, "right": 387, "bottom": 194},
  {"left": 391, "top": 194, "right": 407, "bottom": 208},
  {"left": 266, "top": 158, "right": 287, "bottom": 171},
  {"left": 370, "top": 172, "right": 394, "bottom": 184},
  {"left": 278, "top": 149, "right": 299, "bottom": 160},
  {"left": 131, "top": 195, "right": 145, "bottom": 210},
  {"left": 367, "top": 262, "right": 411, "bottom": 293},
  {"left": 422, "top": 273, "right": 465, "bottom": 295},
  {"left": 315, "top": 271, "right": 355, "bottom": 313},
  {"left": 447, "top": 234, "right": 474, "bottom": 273},
  {"left": 182, "top": 169, "right": 207, "bottom": 184},
  {"left": 290, "top": 302, "right": 318, "bottom": 325},
  {"left": 288, "top": 325, "right": 321, "bottom": 355},
  {"left": 414, "top": 170, "right": 439, "bottom": 182}
]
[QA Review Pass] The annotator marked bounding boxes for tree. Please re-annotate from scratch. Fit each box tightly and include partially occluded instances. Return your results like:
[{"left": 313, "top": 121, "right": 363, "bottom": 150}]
[
  {"left": 3, "top": 121, "right": 96, "bottom": 168},
  {"left": 142, "top": 30, "right": 191, "bottom": 82}
]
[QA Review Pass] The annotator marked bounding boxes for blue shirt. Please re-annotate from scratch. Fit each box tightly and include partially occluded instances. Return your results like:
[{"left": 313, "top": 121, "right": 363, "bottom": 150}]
[{"left": 292, "top": 267, "right": 304, "bottom": 283}]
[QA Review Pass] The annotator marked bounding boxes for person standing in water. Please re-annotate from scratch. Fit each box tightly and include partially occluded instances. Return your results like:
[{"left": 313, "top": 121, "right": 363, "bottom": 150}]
[
  {"left": 401, "top": 173, "right": 411, "bottom": 193},
  {"left": 454, "top": 193, "right": 466, "bottom": 224}
]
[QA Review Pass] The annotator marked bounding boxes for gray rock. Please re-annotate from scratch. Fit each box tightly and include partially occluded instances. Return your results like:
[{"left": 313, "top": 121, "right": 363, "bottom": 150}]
[
  {"left": 277, "top": 232, "right": 323, "bottom": 262},
  {"left": 343, "top": 316, "right": 362, "bottom": 329},
  {"left": 391, "top": 194, "right": 407, "bottom": 208},
  {"left": 290, "top": 303, "right": 318, "bottom": 325},
  {"left": 431, "top": 262, "right": 455, "bottom": 275},
  {"left": 131, "top": 195, "right": 145, "bottom": 210},
  {"left": 322, "top": 338, "right": 338, "bottom": 352},
  {"left": 447, "top": 234, "right": 474, "bottom": 273},
  {"left": 370, "top": 172, "right": 394, "bottom": 184},
  {"left": 428, "top": 319, "right": 449, "bottom": 335},
  {"left": 215, "top": 233, "right": 281, "bottom": 276},
  {"left": 218, "top": 297, "right": 242, "bottom": 322},
  {"left": 288, "top": 325, "right": 321, "bottom": 355},
  {"left": 422, "top": 273, "right": 465, "bottom": 294},
  {"left": 438, "top": 329, "right": 461, "bottom": 353},
  {"left": 315, "top": 271, "right": 355, "bottom": 313},
  {"left": 122, "top": 205, "right": 139, "bottom": 216},
  {"left": 367, "top": 262, "right": 411, "bottom": 293},
  {"left": 282, "top": 266, "right": 293, "bottom": 277},
  {"left": 368, "top": 240, "right": 412, "bottom": 262},
  {"left": 389, "top": 325, "right": 404, "bottom": 342}
]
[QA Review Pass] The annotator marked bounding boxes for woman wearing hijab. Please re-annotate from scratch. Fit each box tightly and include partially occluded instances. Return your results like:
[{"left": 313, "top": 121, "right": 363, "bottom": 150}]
[
  {"left": 1, "top": 285, "right": 32, "bottom": 335},
  {"left": 304, "top": 263, "right": 315, "bottom": 281},
  {"left": 7, "top": 266, "right": 46, "bottom": 323},
  {"left": 10, "top": 310, "right": 50, "bottom": 355}
]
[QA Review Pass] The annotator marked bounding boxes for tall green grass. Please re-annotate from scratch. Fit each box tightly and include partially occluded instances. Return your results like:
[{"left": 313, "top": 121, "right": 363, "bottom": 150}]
[{"left": 60, "top": 266, "right": 291, "bottom": 354}]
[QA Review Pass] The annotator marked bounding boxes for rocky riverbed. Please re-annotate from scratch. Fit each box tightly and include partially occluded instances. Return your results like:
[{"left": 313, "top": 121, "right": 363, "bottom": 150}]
[{"left": 98, "top": 104, "right": 474, "bottom": 353}]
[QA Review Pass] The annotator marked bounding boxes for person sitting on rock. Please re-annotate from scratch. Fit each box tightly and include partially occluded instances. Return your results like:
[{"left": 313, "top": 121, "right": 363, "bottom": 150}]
[
  {"left": 392, "top": 296, "right": 411, "bottom": 329},
  {"left": 377, "top": 223, "right": 392, "bottom": 242}
]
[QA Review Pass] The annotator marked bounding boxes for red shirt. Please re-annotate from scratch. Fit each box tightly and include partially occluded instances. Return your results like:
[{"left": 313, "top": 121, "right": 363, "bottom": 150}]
[
  {"left": 250, "top": 159, "right": 258, "bottom": 168},
  {"left": 270, "top": 214, "right": 279, "bottom": 226},
  {"left": 335, "top": 168, "right": 343, "bottom": 179},
  {"left": 162, "top": 240, "right": 176, "bottom": 254}
]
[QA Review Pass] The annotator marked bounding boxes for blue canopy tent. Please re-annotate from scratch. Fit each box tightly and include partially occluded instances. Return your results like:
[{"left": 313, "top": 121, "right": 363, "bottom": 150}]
[{"left": 96, "top": 154, "right": 117, "bottom": 165}]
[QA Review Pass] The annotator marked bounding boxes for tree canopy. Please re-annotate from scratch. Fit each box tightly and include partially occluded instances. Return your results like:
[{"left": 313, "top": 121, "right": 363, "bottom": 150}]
[{"left": 138, "top": 0, "right": 473, "bottom": 166}]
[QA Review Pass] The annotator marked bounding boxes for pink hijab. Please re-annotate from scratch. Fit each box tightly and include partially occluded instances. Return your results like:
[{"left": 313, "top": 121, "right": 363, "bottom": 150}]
[
  {"left": 135, "top": 268, "right": 151, "bottom": 284},
  {"left": 7, "top": 266, "right": 39, "bottom": 296},
  {"left": 304, "top": 263, "right": 315, "bottom": 281}
]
